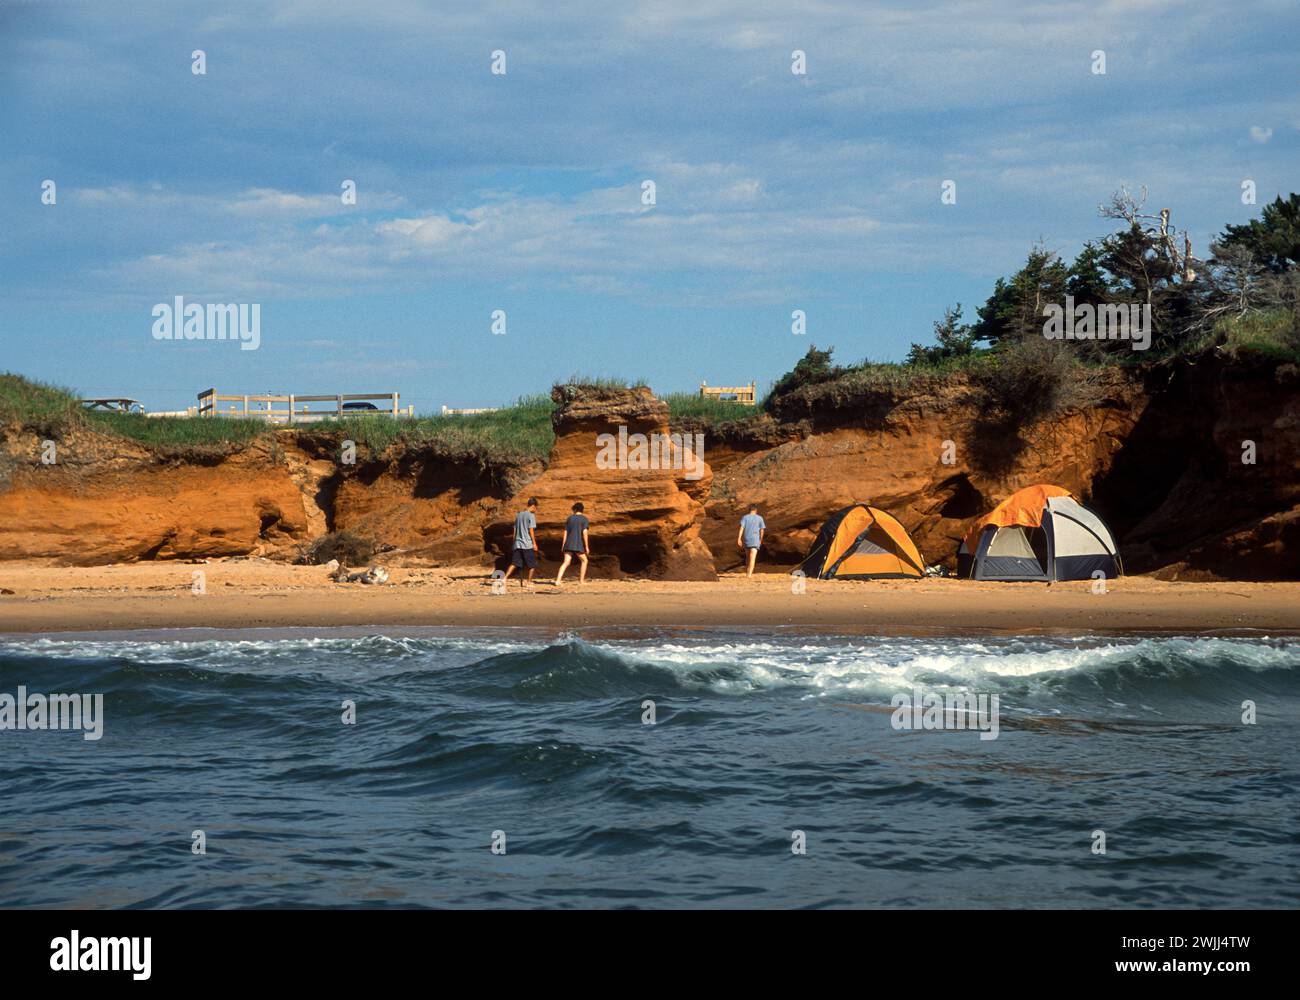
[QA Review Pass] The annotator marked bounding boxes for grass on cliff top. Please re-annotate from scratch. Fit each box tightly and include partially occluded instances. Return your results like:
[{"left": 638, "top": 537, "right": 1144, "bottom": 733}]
[
  {"left": 86, "top": 411, "right": 272, "bottom": 448},
  {"left": 663, "top": 392, "right": 760, "bottom": 425},
  {"left": 0, "top": 373, "right": 273, "bottom": 448},
  {"left": 0, "top": 373, "right": 557, "bottom": 462},
  {"left": 0, "top": 372, "right": 83, "bottom": 436},
  {"left": 833, "top": 352, "right": 991, "bottom": 387},
  {"left": 1217, "top": 308, "right": 1300, "bottom": 362},
  {"left": 559, "top": 373, "right": 650, "bottom": 390},
  {"left": 754, "top": 349, "right": 995, "bottom": 417},
  {"left": 307, "top": 394, "right": 557, "bottom": 462}
]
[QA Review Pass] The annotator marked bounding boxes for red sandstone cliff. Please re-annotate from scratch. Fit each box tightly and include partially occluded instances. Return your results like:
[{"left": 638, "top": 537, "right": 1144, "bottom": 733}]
[
  {"left": 0, "top": 427, "right": 308, "bottom": 564},
  {"left": 1, "top": 358, "right": 1296, "bottom": 579},
  {"left": 481, "top": 386, "right": 716, "bottom": 579},
  {"left": 700, "top": 369, "right": 1146, "bottom": 571}
]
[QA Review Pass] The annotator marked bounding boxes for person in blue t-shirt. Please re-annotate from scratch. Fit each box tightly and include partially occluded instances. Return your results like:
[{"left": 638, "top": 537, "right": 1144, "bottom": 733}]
[
  {"left": 737, "top": 504, "right": 766, "bottom": 577},
  {"left": 501, "top": 497, "right": 540, "bottom": 587},
  {"left": 554, "top": 502, "right": 591, "bottom": 586}
]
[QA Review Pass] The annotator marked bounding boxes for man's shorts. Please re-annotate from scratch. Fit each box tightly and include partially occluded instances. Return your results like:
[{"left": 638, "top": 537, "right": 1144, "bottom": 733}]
[{"left": 511, "top": 547, "right": 539, "bottom": 569}]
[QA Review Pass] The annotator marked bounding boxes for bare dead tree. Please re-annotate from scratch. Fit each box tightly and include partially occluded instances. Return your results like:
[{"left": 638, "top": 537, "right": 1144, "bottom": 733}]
[
  {"left": 1190, "top": 242, "right": 1268, "bottom": 338},
  {"left": 1100, "top": 185, "right": 1199, "bottom": 282}
]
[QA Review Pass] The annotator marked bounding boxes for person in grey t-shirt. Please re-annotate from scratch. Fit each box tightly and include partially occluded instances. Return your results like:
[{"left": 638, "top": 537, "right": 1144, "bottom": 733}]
[
  {"left": 554, "top": 502, "right": 591, "bottom": 586},
  {"left": 736, "top": 504, "right": 766, "bottom": 577},
  {"left": 501, "top": 497, "right": 540, "bottom": 587}
]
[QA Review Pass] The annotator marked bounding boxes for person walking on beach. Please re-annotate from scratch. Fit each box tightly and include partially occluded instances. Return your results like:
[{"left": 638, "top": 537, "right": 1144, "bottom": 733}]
[
  {"left": 554, "top": 502, "right": 591, "bottom": 586},
  {"left": 737, "top": 503, "right": 766, "bottom": 577},
  {"left": 501, "top": 497, "right": 540, "bottom": 587}
]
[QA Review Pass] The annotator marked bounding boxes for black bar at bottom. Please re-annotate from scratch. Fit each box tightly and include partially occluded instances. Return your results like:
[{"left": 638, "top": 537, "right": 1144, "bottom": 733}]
[{"left": 0, "top": 908, "right": 1283, "bottom": 986}]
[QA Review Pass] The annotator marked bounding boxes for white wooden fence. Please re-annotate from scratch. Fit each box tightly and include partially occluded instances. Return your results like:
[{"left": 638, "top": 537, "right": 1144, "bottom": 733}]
[{"left": 197, "top": 389, "right": 412, "bottom": 423}]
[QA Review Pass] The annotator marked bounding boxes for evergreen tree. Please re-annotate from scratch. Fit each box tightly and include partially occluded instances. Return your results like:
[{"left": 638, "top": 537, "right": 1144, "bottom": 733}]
[
  {"left": 1099, "top": 222, "right": 1177, "bottom": 307},
  {"left": 1218, "top": 193, "right": 1300, "bottom": 274},
  {"left": 971, "top": 247, "right": 1069, "bottom": 346},
  {"left": 1067, "top": 241, "right": 1110, "bottom": 303},
  {"left": 906, "top": 305, "right": 975, "bottom": 366},
  {"left": 765, "top": 345, "right": 837, "bottom": 411}
]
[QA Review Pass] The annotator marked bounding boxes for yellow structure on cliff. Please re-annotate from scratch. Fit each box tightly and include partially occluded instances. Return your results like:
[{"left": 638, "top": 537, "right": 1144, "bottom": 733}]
[{"left": 699, "top": 381, "right": 757, "bottom": 405}]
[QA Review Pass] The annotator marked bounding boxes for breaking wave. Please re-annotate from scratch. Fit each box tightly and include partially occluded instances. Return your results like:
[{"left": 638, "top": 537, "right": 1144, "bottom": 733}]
[{"left": 3, "top": 632, "right": 1296, "bottom": 716}]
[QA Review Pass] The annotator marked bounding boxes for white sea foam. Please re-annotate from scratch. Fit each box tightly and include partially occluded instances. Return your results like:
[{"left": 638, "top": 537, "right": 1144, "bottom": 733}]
[
  {"left": 2, "top": 632, "right": 1296, "bottom": 702},
  {"left": 590, "top": 635, "right": 1300, "bottom": 699}
]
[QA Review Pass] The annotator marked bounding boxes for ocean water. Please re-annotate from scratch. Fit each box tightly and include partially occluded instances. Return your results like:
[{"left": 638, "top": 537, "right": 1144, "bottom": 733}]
[{"left": 0, "top": 628, "right": 1296, "bottom": 909}]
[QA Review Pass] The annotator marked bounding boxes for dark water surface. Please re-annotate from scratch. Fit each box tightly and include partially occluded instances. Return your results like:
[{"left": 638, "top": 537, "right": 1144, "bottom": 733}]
[{"left": 1, "top": 628, "right": 1296, "bottom": 908}]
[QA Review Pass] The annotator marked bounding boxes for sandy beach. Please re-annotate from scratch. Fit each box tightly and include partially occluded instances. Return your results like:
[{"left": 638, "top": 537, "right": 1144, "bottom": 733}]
[{"left": 1, "top": 559, "right": 1296, "bottom": 635}]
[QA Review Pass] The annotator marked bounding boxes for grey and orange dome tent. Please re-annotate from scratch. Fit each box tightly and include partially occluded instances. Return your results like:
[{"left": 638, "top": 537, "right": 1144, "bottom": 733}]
[
  {"left": 957, "top": 484, "right": 1121, "bottom": 581},
  {"left": 796, "top": 504, "right": 925, "bottom": 579}
]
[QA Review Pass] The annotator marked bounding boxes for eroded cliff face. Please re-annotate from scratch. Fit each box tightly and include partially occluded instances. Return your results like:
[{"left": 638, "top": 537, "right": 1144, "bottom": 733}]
[
  {"left": 701, "top": 371, "right": 1146, "bottom": 571},
  {"left": 481, "top": 386, "right": 716, "bottom": 580},
  {"left": 0, "top": 427, "right": 309, "bottom": 565},
  {"left": 1, "top": 358, "right": 1295, "bottom": 579},
  {"left": 700, "top": 359, "right": 1298, "bottom": 579},
  {"left": 297, "top": 431, "right": 531, "bottom": 565},
  {"left": 1096, "top": 361, "right": 1300, "bottom": 580}
]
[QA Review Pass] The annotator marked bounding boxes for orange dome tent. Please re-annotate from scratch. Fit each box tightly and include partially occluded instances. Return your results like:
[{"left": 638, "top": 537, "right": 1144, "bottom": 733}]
[
  {"left": 958, "top": 484, "right": 1120, "bottom": 581},
  {"left": 796, "top": 504, "right": 925, "bottom": 580}
]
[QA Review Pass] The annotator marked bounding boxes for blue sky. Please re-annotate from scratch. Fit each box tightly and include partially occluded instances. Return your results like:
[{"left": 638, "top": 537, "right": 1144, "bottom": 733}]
[{"left": 1, "top": 0, "right": 1297, "bottom": 412}]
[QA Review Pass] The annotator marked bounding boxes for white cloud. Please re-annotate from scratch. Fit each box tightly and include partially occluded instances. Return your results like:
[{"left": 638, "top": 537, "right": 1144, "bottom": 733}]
[
  {"left": 7, "top": 0, "right": 1296, "bottom": 315},
  {"left": 70, "top": 185, "right": 404, "bottom": 219},
  {"left": 375, "top": 215, "right": 476, "bottom": 247}
]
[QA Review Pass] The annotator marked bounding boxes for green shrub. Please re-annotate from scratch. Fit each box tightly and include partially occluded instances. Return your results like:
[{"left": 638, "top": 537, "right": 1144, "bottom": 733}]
[
  {"left": 970, "top": 337, "right": 1105, "bottom": 424},
  {"left": 764, "top": 345, "right": 836, "bottom": 411},
  {"left": 906, "top": 305, "right": 978, "bottom": 366}
]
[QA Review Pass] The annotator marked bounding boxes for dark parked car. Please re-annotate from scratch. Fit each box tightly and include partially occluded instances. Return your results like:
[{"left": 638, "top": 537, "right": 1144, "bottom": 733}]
[{"left": 341, "top": 401, "right": 379, "bottom": 411}]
